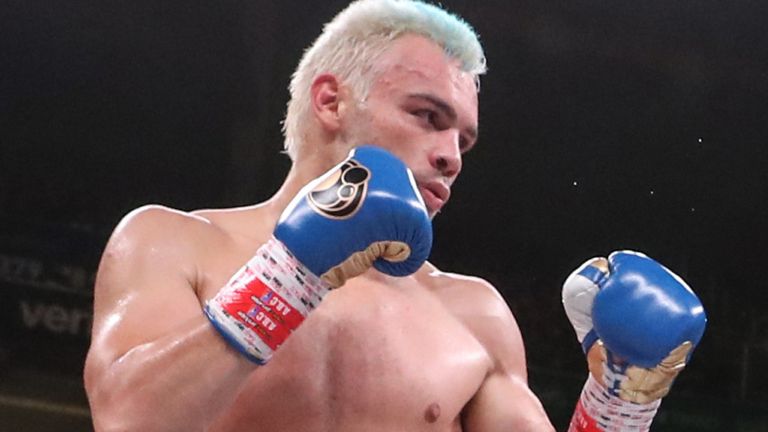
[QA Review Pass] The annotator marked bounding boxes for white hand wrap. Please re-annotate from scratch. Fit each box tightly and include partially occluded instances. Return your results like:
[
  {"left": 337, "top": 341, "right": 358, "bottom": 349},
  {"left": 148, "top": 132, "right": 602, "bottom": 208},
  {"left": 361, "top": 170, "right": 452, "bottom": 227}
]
[
  {"left": 205, "top": 238, "right": 331, "bottom": 363},
  {"left": 569, "top": 373, "right": 661, "bottom": 432}
]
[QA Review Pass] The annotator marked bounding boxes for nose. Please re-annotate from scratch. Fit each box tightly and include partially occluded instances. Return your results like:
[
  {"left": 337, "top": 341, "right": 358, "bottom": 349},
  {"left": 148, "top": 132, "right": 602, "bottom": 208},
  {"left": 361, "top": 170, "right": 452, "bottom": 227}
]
[{"left": 430, "top": 130, "right": 462, "bottom": 178}]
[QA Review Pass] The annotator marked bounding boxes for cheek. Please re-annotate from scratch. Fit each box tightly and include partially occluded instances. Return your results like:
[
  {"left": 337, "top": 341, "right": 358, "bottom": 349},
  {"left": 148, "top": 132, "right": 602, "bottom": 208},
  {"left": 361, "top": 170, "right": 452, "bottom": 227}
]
[
  {"left": 354, "top": 102, "right": 423, "bottom": 163},
  {"left": 366, "top": 126, "right": 424, "bottom": 172},
  {"left": 368, "top": 109, "right": 419, "bottom": 143},
  {"left": 343, "top": 107, "right": 375, "bottom": 144}
]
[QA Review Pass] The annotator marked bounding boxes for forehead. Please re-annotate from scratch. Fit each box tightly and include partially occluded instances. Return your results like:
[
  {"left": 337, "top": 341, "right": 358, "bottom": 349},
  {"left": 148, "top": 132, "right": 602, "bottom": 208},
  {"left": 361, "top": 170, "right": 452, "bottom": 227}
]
[{"left": 369, "top": 35, "right": 478, "bottom": 118}]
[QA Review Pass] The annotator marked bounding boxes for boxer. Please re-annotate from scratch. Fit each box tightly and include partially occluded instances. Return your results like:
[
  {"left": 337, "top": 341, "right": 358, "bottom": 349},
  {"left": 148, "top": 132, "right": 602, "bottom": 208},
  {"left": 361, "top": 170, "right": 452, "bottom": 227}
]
[{"left": 84, "top": 1, "right": 555, "bottom": 430}]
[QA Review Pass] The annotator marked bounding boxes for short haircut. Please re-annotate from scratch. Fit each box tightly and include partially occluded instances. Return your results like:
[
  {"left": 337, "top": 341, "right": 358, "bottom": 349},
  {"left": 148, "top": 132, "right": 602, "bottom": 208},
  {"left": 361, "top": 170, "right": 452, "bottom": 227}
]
[{"left": 282, "top": 0, "right": 486, "bottom": 160}]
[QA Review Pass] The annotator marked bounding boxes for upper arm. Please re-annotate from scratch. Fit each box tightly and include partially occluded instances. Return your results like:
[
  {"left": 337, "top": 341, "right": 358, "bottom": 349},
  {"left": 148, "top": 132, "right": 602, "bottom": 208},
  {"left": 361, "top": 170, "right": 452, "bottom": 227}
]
[
  {"left": 84, "top": 206, "right": 207, "bottom": 386},
  {"left": 457, "top": 279, "right": 555, "bottom": 431},
  {"left": 462, "top": 372, "right": 555, "bottom": 431}
]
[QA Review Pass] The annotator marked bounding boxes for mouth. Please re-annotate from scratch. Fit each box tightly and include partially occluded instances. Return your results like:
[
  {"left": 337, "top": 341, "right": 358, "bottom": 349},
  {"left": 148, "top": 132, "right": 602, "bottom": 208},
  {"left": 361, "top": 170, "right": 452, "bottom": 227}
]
[{"left": 417, "top": 180, "right": 450, "bottom": 214}]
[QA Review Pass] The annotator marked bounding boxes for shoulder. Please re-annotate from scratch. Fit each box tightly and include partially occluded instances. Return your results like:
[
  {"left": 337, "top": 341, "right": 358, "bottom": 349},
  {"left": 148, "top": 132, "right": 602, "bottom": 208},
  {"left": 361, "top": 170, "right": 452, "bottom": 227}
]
[
  {"left": 104, "top": 205, "right": 208, "bottom": 257},
  {"left": 98, "top": 204, "right": 271, "bottom": 288},
  {"left": 104, "top": 202, "right": 276, "bottom": 268},
  {"left": 120, "top": 203, "right": 189, "bottom": 228},
  {"left": 420, "top": 262, "right": 513, "bottom": 320},
  {"left": 421, "top": 262, "right": 527, "bottom": 375},
  {"left": 118, "top": 204, "right": 216, "bottom": 232},
  {"left": 108, "top": 204, "right": 241, "bottom": 248},
  {"left": 98, "top": 205, "right": 221, "bottom": 283}
]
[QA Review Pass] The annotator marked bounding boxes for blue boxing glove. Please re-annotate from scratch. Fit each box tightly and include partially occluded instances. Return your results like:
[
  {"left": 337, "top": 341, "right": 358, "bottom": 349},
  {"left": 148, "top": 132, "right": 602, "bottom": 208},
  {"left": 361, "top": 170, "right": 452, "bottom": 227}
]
[
  {"left": 562, "top": 251, "right": 707, "bottom": 431},
  {"left": 275, "top": 145, "right": 432, "bottom": 287},
  {"left": 205, "top": 145, "right": 433, "bottom": 363}
]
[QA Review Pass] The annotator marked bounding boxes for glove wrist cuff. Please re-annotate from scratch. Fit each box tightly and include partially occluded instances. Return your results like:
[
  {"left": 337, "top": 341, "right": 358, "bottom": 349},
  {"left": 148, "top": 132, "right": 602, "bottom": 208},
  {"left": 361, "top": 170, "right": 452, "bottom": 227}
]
[{"left": 205, "top": 238, "right": 332, "bottom": 363}]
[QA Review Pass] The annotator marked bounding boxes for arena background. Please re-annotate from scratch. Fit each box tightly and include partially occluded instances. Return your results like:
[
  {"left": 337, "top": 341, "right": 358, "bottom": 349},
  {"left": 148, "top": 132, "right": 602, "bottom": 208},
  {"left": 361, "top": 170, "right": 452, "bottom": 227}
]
[{"left": 2, "top": 0, "right": 767, "bottom": 430}]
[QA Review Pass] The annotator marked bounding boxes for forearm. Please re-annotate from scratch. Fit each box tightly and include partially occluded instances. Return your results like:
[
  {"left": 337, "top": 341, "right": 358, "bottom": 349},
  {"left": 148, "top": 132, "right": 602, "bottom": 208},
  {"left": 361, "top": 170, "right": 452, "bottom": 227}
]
[
  {"left": 569, "top": 373, "right": 660, "bottom": 432},
  {"left": 88, "top": 317, "right": 255, "bottom": 431}
]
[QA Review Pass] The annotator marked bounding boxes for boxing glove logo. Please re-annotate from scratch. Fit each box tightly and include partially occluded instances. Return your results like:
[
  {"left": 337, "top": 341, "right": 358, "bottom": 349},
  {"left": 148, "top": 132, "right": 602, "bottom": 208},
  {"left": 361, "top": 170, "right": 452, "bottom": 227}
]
[{"left": 308, "top": 159, "right": 370, "bottom": 219}]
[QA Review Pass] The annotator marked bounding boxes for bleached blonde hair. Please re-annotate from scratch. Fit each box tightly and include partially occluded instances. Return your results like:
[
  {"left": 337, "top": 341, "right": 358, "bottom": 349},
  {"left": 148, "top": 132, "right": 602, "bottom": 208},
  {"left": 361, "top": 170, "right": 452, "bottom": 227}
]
[{"left": 282, "top": 0, "right": 486, "bottom": 160}]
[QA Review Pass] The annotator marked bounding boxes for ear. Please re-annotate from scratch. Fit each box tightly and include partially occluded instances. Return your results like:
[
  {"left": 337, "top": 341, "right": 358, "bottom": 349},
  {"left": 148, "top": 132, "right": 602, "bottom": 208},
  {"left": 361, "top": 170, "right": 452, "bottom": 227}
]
[{"left": 310, "top": 74, "right": 349, "bottom": 133}]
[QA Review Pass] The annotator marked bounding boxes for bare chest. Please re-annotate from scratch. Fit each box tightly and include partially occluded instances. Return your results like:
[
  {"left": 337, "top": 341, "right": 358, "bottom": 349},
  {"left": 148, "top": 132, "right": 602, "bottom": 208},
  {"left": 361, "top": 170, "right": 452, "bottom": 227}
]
[{"left": 206, "top": 274, "right": 491, "bottom": 431}]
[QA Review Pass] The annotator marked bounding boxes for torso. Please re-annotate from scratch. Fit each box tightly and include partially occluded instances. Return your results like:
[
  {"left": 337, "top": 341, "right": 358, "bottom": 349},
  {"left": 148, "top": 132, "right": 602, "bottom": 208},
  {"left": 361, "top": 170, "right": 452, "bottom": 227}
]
[{"left": 190, "top": 207, "right": 494, "bottom": 431}]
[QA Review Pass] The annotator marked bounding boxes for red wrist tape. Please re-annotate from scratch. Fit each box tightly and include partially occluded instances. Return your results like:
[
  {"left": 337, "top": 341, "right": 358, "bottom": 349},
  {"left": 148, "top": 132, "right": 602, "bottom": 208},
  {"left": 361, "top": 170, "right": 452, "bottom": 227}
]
[
  {"left": 569, "top": 399, "right": 602, "bottom": 432},
  {"left": 206, "top": 237, "right": 331, "bottom": 363},
  {"left": 217, "top": 269, "right": 306, "bottom": 351},
  {"left": 568, "top": 373, "right": 659, "bottom": 432}
]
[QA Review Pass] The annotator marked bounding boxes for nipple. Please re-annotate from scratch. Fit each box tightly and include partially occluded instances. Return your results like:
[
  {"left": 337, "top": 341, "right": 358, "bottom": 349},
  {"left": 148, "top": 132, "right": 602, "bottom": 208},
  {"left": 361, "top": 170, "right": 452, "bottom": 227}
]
[{"left": 424, "top": 402, "right": 441, "bottom": 423}]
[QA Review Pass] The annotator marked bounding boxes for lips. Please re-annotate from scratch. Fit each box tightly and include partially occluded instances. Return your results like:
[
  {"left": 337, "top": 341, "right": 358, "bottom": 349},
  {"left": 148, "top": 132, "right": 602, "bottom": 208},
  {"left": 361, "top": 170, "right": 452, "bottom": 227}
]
[{"left": 417, "top": 180, "right": 450, "bottom": 213}]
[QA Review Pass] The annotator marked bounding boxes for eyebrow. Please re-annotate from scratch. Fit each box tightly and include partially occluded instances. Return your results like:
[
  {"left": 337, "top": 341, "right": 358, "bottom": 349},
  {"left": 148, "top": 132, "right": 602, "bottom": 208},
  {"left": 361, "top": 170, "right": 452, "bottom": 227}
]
[{"left": 408, "top": 93, "right": 478, "bottom": 142}]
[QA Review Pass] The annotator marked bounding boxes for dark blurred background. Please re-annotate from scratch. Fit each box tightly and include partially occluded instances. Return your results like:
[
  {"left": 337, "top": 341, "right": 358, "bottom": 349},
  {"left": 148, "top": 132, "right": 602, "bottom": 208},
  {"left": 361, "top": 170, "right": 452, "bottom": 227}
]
[{"left": 2, "top": 0, "right": 767, "bottom": 430}]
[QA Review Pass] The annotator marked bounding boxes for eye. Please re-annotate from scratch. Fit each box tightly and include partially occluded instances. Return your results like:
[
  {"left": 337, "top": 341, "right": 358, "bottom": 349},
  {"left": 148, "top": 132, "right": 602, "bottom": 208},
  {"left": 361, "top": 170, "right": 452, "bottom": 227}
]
[
  {"left": 459, "top": 136, "right": 469, "bottom": 151},
  {"left": 459, "top": 134, "right": 476, "bottom": 153},
  {"left": 413, "top": 109, "right": 438, "bottom": 127}
]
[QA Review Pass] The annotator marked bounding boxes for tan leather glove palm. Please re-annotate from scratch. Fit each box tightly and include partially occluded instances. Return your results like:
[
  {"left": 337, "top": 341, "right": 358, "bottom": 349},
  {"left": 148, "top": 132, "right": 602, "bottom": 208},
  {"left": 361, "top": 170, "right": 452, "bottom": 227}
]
[
  {"left": 321, "top": 241, "right": 411, "bottom": 287},
  {"left": 588, "top": 340, "right": 693, "bottom": 404}
]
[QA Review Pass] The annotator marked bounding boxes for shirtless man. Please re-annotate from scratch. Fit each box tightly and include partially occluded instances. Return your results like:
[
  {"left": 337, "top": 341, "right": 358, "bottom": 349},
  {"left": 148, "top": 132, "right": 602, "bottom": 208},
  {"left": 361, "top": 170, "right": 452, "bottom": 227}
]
[
  {"left": 84, "top": 1, "right": 556, "bottom": 430},
  {"left": 85, "top": 1, "right": 707, "bottom": 430}
]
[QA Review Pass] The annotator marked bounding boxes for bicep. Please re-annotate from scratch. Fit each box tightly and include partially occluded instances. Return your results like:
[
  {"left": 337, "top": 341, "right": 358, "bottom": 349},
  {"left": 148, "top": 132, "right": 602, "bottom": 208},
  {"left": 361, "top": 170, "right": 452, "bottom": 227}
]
[
  {"left": 462, "top": 372, "right": 555, "bottom": 432},
  {"left": 86, "top": 208, "right": 205, "bottom": 377},
  {"left": 460, "top": 281, "right": 554, "bottom": 431}
]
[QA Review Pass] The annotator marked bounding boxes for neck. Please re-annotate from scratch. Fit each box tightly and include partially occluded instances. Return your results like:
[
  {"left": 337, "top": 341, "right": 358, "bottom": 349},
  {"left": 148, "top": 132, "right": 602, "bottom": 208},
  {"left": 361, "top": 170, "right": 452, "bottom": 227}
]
[{"left": 264, "top": 144, "right": 347, "bottom": 218}]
